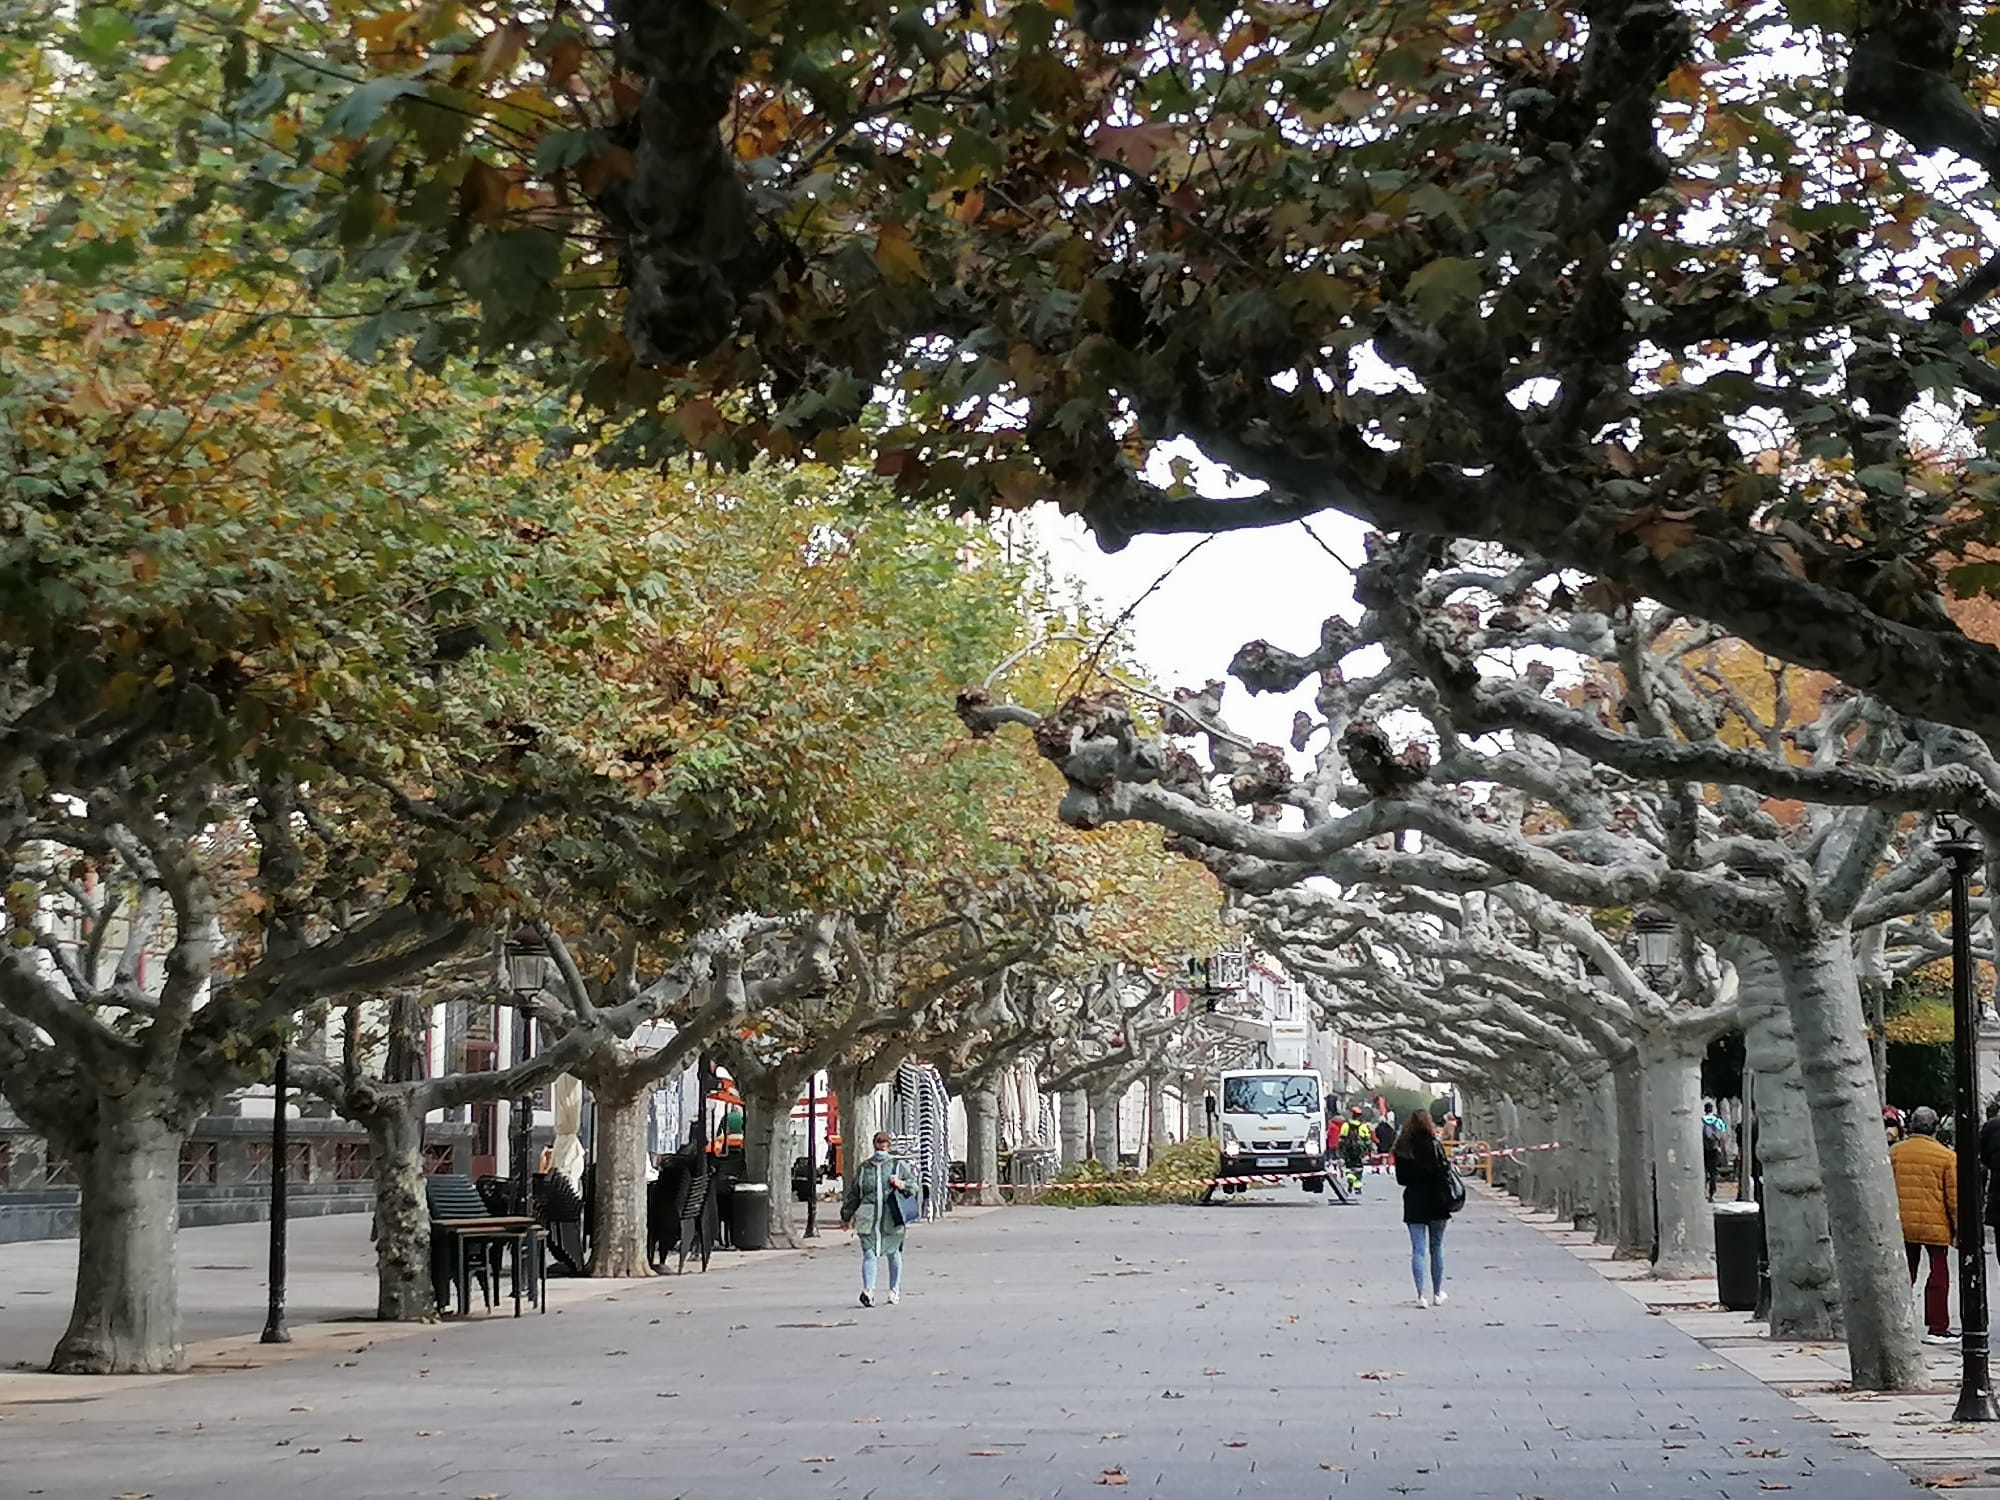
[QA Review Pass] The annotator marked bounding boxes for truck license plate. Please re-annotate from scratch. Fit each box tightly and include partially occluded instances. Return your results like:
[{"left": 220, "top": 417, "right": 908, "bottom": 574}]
[{"left": 1256, "top": 1156, "right": 1286, "bottom": 1167}]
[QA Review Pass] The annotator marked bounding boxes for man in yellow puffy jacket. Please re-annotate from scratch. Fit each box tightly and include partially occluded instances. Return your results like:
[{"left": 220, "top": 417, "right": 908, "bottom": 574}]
[{"left": 1891, "top": 1106, "right": 1958, "bottom": 1343}]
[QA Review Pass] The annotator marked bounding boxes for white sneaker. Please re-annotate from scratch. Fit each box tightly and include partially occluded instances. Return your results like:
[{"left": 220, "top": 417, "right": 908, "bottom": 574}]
[
  {"left": 1924, "top": 1331, "right": 1957, "bottom": 1345},
  {"left": 1415, "top": 1293, "right": 1431, "bottom": 1309},
  {"left": 1433, "top": 1291, "right": 1449, "bottom": 1306},
  {"left": 887, "top": 1289, "right": 901, "bottom": 1305}
]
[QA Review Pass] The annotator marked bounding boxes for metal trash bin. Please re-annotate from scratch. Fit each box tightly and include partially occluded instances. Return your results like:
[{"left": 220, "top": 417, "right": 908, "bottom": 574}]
[
  {"left": 1713, "top": 1200, "right": 1761, "bottom": 1311},
  {"left": 730, "top": 1181, "right": 772, "bottom": 1251}
]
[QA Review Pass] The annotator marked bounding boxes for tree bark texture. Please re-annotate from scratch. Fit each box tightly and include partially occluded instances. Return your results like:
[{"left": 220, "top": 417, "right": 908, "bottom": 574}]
[
  {"left": 1733, "top": 941, "right": 1842, "bottom": 1340},
  {"left": 1775, "top": 931, "right": 1924, "bottom": 1389},
  {"left": 1060, "top": 1090, "right": 1088, "bottom": 1168},
  {"left": 828, "top": 1061, "right": 864, "bottom": 1188},
  {"left": 1087, "top": 1087, "right": 1119, "bottom": 1167},
  {"left": 1592, "top": 1075, "right": 1623, "bottom": 1247},
  {"left": 744, "top": 1078, "right": 800, "bottom": 1248},
  {"left": 965, "top": 1083, "right": 1003, "bottom": 1206},
  {"left": 1642, "top": 1034, "right": 1715, "bottom": 1280},
  {"left": 1612, "top": 1060, "right": 1654, "bottom": 1260},
  {"left": 587, "top": 1083, "right": 652, "bottom": 1278},
  {"left": 51, "top": 1100, "right": 185, "bottom": 1374},
  {"left": 362, "top": 1101, "right": 434, "bottom": 1322}
]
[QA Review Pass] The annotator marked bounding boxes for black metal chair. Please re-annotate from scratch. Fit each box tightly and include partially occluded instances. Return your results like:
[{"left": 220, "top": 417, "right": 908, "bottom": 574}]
[
  {"left": 427, "top": 1173, "right": 544, "bottom": 1315},
  {"left": 675, "top": 1161, "right": 714, "bottom": 1274}
]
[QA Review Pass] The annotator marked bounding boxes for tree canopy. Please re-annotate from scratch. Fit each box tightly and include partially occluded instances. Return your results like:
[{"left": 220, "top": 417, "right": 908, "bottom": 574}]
[{"left": 66, "top": 0, "right": 2000, "bottom": 742}]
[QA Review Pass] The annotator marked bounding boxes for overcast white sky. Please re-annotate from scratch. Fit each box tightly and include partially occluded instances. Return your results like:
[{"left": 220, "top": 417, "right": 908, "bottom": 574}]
[{"left": 1023, "top": 448, "right": 1374, "bottom": 757}]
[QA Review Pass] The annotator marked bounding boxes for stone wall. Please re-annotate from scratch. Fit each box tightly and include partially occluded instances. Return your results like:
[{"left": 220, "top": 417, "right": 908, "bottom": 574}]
[{"left": 0, "top": 1105, "right": 478, "bottom": 1245}]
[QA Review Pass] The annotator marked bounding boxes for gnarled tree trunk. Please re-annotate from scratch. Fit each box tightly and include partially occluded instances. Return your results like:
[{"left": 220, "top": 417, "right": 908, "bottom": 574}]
[
  {"left": 1612, "top": 1059, "right": 1654, "bottom": 1259},
  {"left": 742, "top": 1076, "right": 799, "bottom": 1247},
  {"left": 52, "top": 1096, "right": 185, "bottom": 1374},
  {"left": 587, "top": 1082, "right": 651, "bottom": 1277},
  {"left": 1733, "top": 940, "right": 1841, "bottom": 1340},
  {"left": 1642, "top": 1032, "right": 1714, "bottom": 1279},
  {"left": 361, "top": 1100, "right": 433, "bottom": 1321},
  {"left": 1060, "top": 1090, "right": 1088, "bottom": 1167},
  {"left": 1775, "top": 930, "right": 1923, "bottom": 1389},
  {"left": 965, "top": 1082, "right": 1003, "bottom": 1206},
  {"left": 829, "top": 1061, "right": 864, "bottom": 1189},
  {"left": 1087, "top": 1086, "right": 1119, "bottom": 1167}
]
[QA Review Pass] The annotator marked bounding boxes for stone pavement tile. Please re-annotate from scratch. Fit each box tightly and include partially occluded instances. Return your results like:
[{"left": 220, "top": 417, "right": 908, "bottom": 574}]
[{"left": 5, "top": 1193, "right": 1921, "bottom": 1500}]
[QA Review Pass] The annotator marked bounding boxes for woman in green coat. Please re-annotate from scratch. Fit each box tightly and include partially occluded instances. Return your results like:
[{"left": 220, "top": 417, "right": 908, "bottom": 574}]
[{"left": 840, "top": 1130, "right": 916, "bottom": 1306}]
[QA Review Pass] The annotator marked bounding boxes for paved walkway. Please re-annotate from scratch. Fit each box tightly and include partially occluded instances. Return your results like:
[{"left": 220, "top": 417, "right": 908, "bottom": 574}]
[{"left": 1, "top": 1184, "right": 1919, "bottom": 1498}]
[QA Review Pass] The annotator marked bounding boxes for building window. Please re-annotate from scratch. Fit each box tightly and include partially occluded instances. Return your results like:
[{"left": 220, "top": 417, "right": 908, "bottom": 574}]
[
  {"left": 287, "top": 1142, "right": 311, "bottom": 1182},
  {"left": 245, "top": 1143, "right": 271, "bottom": 1183},
  {"left": 0, "top": 1140, "right": 10, "bottom": 1188},
  {"left": 45, "top": 1154, "right": 75, "bottom": 1188},
  {"left": 334, "top": 1142, "right": 372, "bottom": 1181},
  {"left": 422, "top": 1143, "right": 455, "bottom": 1175},
  {"left": 178, "top": 1141, "right": 218, "bottom": 1186}
]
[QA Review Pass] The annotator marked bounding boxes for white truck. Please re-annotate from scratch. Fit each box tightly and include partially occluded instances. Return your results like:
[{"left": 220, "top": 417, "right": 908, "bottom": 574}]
[{"left": 1207, "top": 1067, "right": 1326, "bottom": 1198}]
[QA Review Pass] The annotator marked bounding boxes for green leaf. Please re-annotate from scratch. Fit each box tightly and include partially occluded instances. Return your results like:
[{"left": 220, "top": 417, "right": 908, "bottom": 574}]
[
  {"left": 454, "top": 228, "right": 562, "bottom": 310},
  {"left": 323, "top": 78, "right": 424, "bottom": 139},
  {"left": 1403, "top": 257, "right": 1483, "bottom": 323},
  {"left": 68, "top": 6, "right": 133, "bottom": 64},
  {"left": 1854, "top": 464, "right": 1905, "bottom": 494}
]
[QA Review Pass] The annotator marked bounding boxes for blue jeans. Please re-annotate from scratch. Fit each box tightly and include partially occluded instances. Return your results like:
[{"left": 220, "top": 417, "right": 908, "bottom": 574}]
[
  {"left": 861, "top": 1244, "right": 902, "bottom": 1293},
  {"left": 1408, "top": 1219, "right": 1447, "bottom": 1295}
]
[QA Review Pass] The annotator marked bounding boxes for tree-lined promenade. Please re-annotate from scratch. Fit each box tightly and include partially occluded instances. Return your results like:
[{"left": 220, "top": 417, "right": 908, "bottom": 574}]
[{"left": 9, "top": 0, "right": 2000, "bottom": 1421}]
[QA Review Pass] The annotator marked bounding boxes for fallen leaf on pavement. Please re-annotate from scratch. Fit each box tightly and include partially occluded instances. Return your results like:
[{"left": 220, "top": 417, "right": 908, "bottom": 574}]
[
  {"left": 1222, "top": 1440, "right": 1247, "bottom": 1448},
  {"left": 1097, "top": 1468, "right": 1129, "bottom": 1486},
  {"left": 415, "top": 1430, "right": 443, "bottom": 1439},
  {"left": 1758, "top": 1485, "right": 1792, "bottom": 1492},
  {"left": 968, "top": 1450, "right": 1001, "bottom": 1457},
  {"left": 800, "top": 1456, "right": 836, "bottom": 1465},
  {"left": 1744, "top": 1448, "right": 1784, "bottom": 1458},
  {"left": 1928, "top": 1477, "right": 1980, "bottom": 1489},
  {"left": 1695, "top": 1363, "right": 1725, "bottom": 1371},
  {"left": 1203, "top": 1368, "right": 1225, "bottom": 1376},
  {"left": 1320, "top": 1463, "right": 1347, "bottom": 1471},
  {"left": 340, "top": 1437, "right": 364, "bottom": 1444},
  {"left": 1357, "top": 1370, "right": 1404, "bottom": 1380},
  {"left": 655, "top": 1391, "right": 680, "bottom": 1399},
  {"left": 1372, "top": 1411, "right": 1401, "bottom": 1419}
]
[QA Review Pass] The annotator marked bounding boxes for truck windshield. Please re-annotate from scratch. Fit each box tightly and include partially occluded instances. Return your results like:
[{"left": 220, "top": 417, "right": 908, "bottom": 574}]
[{"left": 1223, "top": 1076, "right": 1319, "bottom": 1116}]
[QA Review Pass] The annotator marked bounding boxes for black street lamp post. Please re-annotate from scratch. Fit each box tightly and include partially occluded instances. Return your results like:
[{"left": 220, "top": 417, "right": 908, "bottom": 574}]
[
  {"left": 260, "top": 1047, "right": 290, "bottom": 1345},
  {"left": 1940, "top": 820, "right": 1997, "bottom": 1424},
  {"left": 505, "top": 933, "right": 555, "bottom": 1218}
]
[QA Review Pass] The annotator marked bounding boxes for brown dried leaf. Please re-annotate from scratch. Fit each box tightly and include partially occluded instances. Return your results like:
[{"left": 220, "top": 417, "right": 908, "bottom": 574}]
[{"left": 1097, "top": 1468, "right": 1130, "bottom": 1486}]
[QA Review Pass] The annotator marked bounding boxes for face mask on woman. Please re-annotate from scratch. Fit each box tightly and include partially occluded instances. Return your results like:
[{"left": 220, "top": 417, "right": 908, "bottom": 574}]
[{"left": 873, "top": 1147, "right": 888, "bottom": 1161}]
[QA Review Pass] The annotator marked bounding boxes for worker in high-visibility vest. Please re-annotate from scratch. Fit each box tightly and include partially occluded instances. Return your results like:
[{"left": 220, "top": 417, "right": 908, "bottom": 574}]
[{"left": 1337, "top": 1106, "right": 1373, "bottom": 1195}]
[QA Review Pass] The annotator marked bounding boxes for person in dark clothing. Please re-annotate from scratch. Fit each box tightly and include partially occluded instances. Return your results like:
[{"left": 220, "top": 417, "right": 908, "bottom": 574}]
[
  {"left": 1980, "top": 1098, "right": 2000, "bottom": 1263},
  {"left": 1394, "top": 1110, "right": 1455, "bottom": 1308}
]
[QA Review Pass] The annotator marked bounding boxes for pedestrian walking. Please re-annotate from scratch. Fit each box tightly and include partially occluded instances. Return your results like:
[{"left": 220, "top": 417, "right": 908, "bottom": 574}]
[
  {"left": 840, "top": 1130, "right": 917, "bottom": 1307},
  {"left": 1702, "top": 1100, "right": 1730, "bottom": 1201},
  {"left": 1890, "top": 1105, "right": 1958, "bottom": 1344},
  {"left": 1980, "top": 1097, "right": 2000, "bottom": 1278},
  {"left": 1394, "top": 1109, "right": 1457, "bottom": 1309}
]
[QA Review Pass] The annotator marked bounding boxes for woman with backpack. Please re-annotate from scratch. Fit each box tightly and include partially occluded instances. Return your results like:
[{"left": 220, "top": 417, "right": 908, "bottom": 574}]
[
  {"left": 1394, "top": 1110, "right": 1462, "bottom": 1308},
  {"left": 840, "top": 1130, "right": 918, "bottom": 1307}
]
